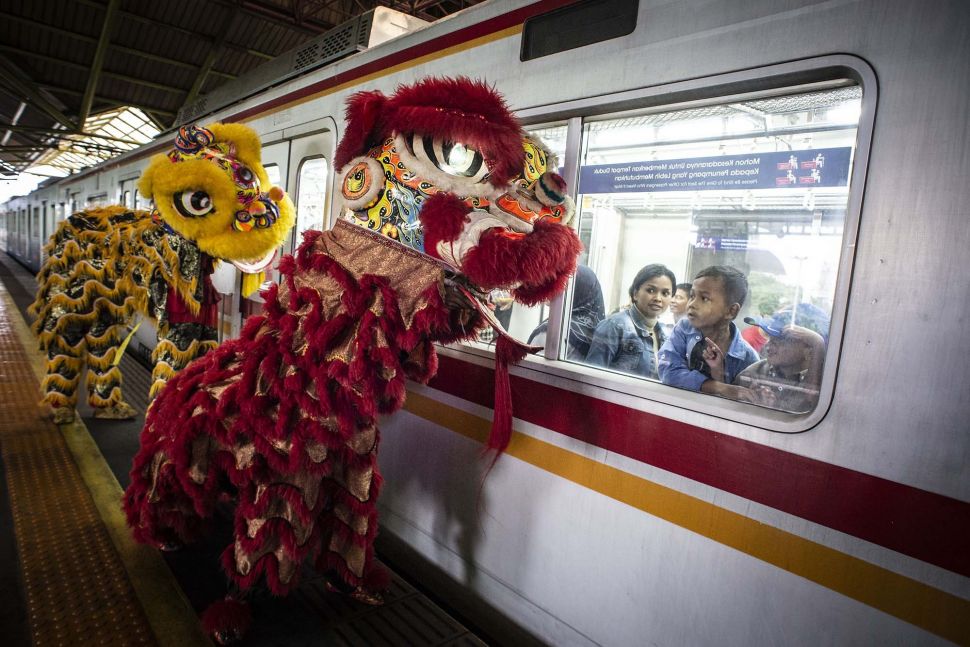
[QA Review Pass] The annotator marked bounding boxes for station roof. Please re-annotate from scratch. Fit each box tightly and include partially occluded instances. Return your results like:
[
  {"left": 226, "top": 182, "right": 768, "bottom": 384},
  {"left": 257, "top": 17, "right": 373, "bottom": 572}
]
[{"left": 0, "top": 0, "right": 481, "bottom": 179}]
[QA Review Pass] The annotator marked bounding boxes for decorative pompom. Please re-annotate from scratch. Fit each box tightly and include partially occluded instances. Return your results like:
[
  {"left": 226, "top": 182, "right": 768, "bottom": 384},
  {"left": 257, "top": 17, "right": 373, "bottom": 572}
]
[
  {"left": 173, "top": 125, "right": 215, "bottom": 154},
  {"left": 535, "top": 171, "right": 567, "bottom": 206},
  {"left": 201, "top": 598, "right": 252, "bottom": 645},
  {"left": 268, "top": 186, "right": 285, "bottom": 202}
]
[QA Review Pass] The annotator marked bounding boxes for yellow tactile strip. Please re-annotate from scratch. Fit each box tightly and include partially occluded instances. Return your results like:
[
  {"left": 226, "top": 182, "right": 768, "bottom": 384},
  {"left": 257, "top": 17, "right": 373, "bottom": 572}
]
[{"left": 0, "top": 293, "right": 156, "bottom": 645}]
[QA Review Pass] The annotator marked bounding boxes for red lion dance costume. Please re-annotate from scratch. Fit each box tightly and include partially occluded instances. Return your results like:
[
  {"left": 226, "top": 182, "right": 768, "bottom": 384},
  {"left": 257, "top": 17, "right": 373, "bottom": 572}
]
[{"left": 124, "top": 77, "right": 581, "bottom": 642}]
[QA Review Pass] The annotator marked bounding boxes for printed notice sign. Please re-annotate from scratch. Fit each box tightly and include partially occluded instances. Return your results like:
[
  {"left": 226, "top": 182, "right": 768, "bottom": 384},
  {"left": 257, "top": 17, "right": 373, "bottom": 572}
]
[{"left": 578, "top": 147, "right": 852, "bottom": 194}]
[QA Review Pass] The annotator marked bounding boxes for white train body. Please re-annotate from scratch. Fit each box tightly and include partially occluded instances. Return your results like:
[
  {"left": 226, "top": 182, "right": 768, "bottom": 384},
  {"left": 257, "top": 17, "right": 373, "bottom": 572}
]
[{"left": 4, "top": 1, "right": 969, "bottom": 644}]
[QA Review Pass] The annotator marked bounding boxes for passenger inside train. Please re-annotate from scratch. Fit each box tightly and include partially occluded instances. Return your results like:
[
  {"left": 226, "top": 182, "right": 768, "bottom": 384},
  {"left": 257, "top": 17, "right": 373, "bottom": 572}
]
[
  {"left": 657, "top": 265, "right": 760, "bottom": 397},
  {"left": 527, "top": 264, "right": 605, "bottom": 360},
  {"left": 669, "top": 281, "right": 692, "bottom": 329},
  {"left": 735, "top": 304, "right": 829, "bottom": 412},
  {"left": 584, "top": 263, "right": 676, "bottom": 379}
]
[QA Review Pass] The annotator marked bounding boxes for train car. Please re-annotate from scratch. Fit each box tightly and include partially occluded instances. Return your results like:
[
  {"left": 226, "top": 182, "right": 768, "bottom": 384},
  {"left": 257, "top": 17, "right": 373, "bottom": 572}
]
[{"left": 4, "top": 0, "right": 969, "bottom": 644}]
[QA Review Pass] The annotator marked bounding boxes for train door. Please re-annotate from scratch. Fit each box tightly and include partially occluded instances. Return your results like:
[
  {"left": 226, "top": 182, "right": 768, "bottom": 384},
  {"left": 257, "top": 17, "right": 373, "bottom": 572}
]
[
  {"left": 119, "top": 176, "right": 139, "bottom": 209},
  {"left": 231, "top": 140, "right": 290, "bottom": 337},
  {"left": 284, "top": 129, "right": 333, "bottom": 255},
  {"left": 30, "top": 205, "right": 40, "bottom": 268},
  {"left": 45, "top": 201, "right": 56, "bottom": 247}
]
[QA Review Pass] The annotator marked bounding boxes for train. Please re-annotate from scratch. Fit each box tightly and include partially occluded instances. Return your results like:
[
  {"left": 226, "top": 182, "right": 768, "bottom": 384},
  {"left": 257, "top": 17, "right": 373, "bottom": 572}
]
[{"left": 3, "top": 0, "right": 969, "bottom": 644}]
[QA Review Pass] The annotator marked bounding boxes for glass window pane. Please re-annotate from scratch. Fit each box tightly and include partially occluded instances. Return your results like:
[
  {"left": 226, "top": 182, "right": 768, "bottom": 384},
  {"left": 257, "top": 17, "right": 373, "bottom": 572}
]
[
  {"left": 296, "top": 157, "right": 328, "bottom": 235},
  {"left": 479, "top": 124, "right": 569, "bottom": 344},
  {"left": 263, "top": 163, "right": 282, "bottom": 189},
  {"left": 571, "top": 85, "right": 861, "bottom": 414}
]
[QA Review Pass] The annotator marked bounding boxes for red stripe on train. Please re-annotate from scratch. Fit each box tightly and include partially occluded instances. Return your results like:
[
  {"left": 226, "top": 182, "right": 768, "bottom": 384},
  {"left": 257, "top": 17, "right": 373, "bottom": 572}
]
[
  {"left": 230, "top": 0, "right": 577, "bottom": 123},
  {"left": 428, "top": 354, "right": 970, "bottom": 578}
]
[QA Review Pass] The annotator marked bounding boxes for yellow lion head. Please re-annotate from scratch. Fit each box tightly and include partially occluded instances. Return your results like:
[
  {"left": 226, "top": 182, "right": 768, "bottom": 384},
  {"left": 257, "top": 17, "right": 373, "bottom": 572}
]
[{"left": 138, "top": 123, "right": 295, "bottom": 265}]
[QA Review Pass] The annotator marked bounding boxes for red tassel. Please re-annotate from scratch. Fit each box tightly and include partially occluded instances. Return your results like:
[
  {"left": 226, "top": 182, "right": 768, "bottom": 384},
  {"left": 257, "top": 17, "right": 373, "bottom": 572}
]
[{"left": 488, "top": 335, "right": 528, "bottom": 458}]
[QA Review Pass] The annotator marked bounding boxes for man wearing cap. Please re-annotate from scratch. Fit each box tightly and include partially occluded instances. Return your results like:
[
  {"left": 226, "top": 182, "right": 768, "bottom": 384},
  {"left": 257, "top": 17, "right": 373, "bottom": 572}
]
[{"left": 735, "top": 304, "right": 829, "bottom": 413}]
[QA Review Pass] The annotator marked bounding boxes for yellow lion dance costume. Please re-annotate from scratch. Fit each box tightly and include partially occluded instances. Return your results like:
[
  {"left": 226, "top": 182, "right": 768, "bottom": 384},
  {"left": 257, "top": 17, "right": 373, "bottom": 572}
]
[{"left": 29, "top": 123, "right": 295, "bottom": 424}]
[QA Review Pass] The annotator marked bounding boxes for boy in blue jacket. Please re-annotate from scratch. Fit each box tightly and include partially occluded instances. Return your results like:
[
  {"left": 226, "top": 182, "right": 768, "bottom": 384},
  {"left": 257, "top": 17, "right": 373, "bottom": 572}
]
[{"left": 658, "top": 265, "right": 759, "bottom": 400}]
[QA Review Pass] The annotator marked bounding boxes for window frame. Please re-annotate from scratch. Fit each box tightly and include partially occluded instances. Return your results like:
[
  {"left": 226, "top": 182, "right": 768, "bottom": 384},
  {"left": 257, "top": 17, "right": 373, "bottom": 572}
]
[{"left": 456, "top": 55, "right": 876, "bottom": 433}]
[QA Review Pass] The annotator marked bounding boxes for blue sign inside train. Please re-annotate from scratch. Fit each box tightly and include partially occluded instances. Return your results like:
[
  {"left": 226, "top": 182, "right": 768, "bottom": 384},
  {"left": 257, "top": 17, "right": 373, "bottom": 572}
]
[{"left": 578, "top": 147, "right": 853, "bottom": 194}]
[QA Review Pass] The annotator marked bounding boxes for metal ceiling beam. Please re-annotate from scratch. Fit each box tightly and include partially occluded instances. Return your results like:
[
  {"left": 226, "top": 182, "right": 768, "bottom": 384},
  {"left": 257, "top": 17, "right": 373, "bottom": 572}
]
[
  {"left": 74, "top": 0, "right": 278, "bottom": 60},
  {"left": 0, "top": 9, "right": 238, "bottom": 81},
  {"left": 2, "top": 150, "right": 35, "bottom": 160},
  {"left": 142, "top": 112, "right": 167, "bottom": 130},
  {"left": 0, "top": 124, "right": 145, "bottom": 146},
  {"left": 0, "top": 129, "right": 49, "bottom": 148},
  {"left": 1, "top": 100, "right": 26, "bottom": 147},
  {"left": 0, "top": 56, "right": 77, "bottom": 131},
  {"left": 225, "top": 0, "right": 336, "bottom": 33},
  {"left": 299, "top": 0, "right": 357, "bottom": 22},
  {"left": 0, "top": 45, "right": 185, "bottom": 95},
  {"left": 79, "top": 0, "right": 121, "bottom": 125},
  {"left": 0, "top": 45, "right": 185, "bottom": 98},
  {"left": 384, "top": 0, "right": 440, "bottom": 22},
  {"left": 1, "top": 146, "right": 54, "bottom": 152},
  {"left": 183, "top": 11, "right": 238, "bottom": 111},
  {"left": 0, "top": 10, "right": 98, "bottom": 43},
  {"left": 110, "top": 45, "right": 237, "bottom": 81},
  {"left": 37, "top": 83, "right": 177, "bottom": 118},
  {"left": 0, "top": 44, "right": 88, "bottom": 69},
  {"left": 102, "top": 70, "right": 184, "bottom": 94}
]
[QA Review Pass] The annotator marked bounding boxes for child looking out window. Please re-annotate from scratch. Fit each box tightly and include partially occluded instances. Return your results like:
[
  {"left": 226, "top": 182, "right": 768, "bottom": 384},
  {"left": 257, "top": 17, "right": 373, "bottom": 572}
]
[{"left": 657, "top": 265, "right": 759, "bottom": 399}]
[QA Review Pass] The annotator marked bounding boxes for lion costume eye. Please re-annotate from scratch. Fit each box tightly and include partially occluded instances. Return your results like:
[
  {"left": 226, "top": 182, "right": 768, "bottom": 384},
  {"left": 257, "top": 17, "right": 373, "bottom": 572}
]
[
  {"left": 408, "top": 134, "right": 488, "bottom": 182},
  {"left": 174, "top": 191, "right": 214, "bottom": 218},
  {"left": 234, "top": 165, "right": 256, "bottom": 187}
]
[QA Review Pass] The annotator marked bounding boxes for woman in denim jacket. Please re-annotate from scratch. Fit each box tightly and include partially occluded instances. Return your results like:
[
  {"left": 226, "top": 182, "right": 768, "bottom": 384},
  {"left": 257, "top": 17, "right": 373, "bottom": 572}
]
[{"left": 585, "top": 264, "right": 676, "bottom": 379}]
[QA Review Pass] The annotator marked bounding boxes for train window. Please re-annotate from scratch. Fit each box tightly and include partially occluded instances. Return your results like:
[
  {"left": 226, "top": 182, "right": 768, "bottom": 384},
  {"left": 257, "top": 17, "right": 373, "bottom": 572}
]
[
  {"left": 120, "top": 178, "right": 135, "bottom": 209},
  {"left": 295, "top": 157, "right": 328, "bottom": 236},
  {"left": 87, "top": 193, "right": 108, "bottom": 207},
  {"left": 566, "top": 85, "right": 862, "bottom": 415},
  {"left": 520, "top": 0, "right": 638, "bottom": 62},
  {"left": 263, "top": 163, "right": 282, "bottom": 189}
]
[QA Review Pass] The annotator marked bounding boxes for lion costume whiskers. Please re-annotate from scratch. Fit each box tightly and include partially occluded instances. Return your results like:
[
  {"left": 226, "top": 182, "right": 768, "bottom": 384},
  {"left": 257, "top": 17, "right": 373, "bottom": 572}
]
[
  {"left": 123, "top": 78, "right": 582, "bottom": 643},
  {"left": 29, "top": 124, "right": 295, "bottom": 423}
]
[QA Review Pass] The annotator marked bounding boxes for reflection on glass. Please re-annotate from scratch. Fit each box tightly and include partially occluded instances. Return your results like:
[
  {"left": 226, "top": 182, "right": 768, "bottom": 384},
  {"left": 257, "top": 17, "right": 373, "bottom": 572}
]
[
  {"left": 296, "top": 158, "right": 329, "bottom": 235},
  {"left": 567, "top": 85, "right": 862, "bottom": 414}
]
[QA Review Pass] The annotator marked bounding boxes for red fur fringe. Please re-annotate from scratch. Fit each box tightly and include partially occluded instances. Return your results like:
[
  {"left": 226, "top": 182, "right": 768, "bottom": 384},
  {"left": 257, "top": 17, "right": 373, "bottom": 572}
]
[
  {"left": 417, "top": 193, "right": 470, "bottom": 259},
  {"left": 334, "top": 90, "right": 388, "bottom": 172},
  {"left": 333, "top": 77, "right": 526, "bottom": 187},
  {"left": 461, "top": 219, "right": 582, "bottom": 301},
  {"left": 124, "top": 236, "right": 452, "bottom": 600},
  {"left": 382, "top": 77, "right": 524, "bottom": 186}
]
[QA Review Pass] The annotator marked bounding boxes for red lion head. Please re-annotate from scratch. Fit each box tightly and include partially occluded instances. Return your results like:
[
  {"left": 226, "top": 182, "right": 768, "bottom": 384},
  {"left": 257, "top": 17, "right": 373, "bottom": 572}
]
[{"left": 334, "top": 77, "right": 583, "bottom": 307}]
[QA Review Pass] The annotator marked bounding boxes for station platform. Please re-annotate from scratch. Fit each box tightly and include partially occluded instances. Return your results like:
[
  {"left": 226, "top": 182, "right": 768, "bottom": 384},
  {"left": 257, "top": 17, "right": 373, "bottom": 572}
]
[{"left": 0, "top": 252, "right": 490, "bottom": 647}]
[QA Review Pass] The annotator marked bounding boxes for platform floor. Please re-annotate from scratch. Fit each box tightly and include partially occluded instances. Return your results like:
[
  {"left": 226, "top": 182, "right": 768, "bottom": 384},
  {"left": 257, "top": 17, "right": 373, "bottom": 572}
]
[{"left": 0, "top": 252, "right": 489, "bottom": 647}]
